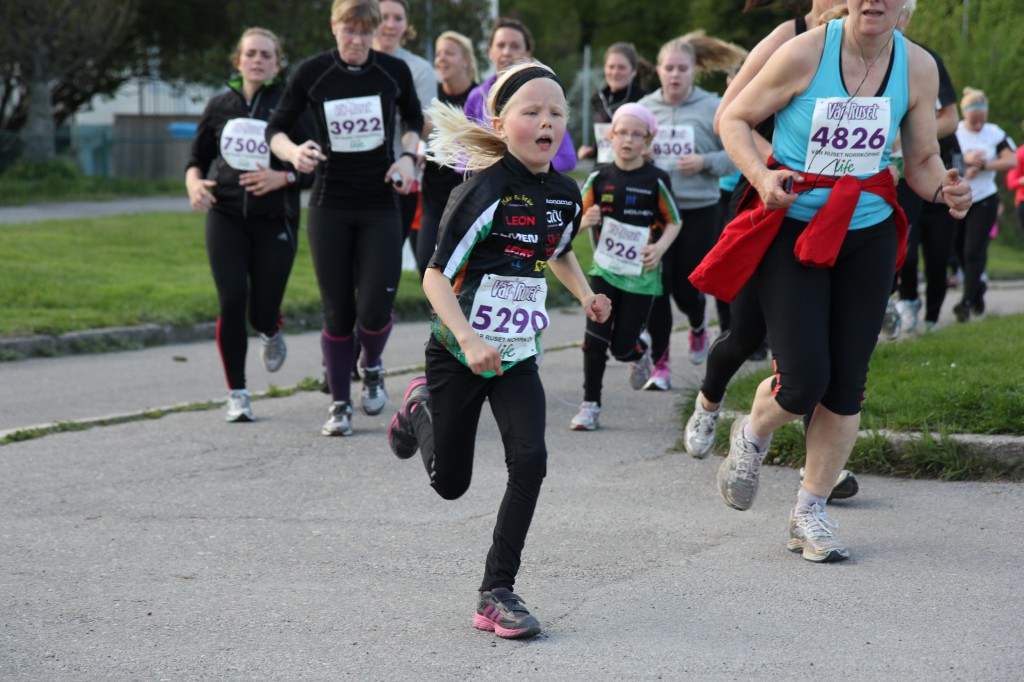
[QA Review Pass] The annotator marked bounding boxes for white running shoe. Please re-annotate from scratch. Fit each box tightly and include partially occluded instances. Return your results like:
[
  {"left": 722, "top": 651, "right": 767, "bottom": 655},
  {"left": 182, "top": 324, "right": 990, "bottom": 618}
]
[
  {"left": 321, "top": 401, "right": 353, "bottom": 436},
  {"left": 716, "top": 417, "right": 770, "bottom": 511},
  {"left": 684, "top": 393, "right": 722, "bottom": 459},
  {"left": 688, "top": 328, "right": 709, "bottom": 365},
  {"left": 628, "top": 345, "right": 653, "bottom": 390},
  {"left": 259, "top": 332, "right": 287, "bottom": 372},
  {"left": 787, "top": 503, "right": 850, "bottom": 562},
  {"left": 643, "top": 357, "right": 671, "bottom": 391},
  {"left": 881, "top": 297, "right": 901, "bottom": 340},
  {"left": 360, "top": 365, "right": 388, "bottom": 416},
  {"left": 899, "top": 298, "right": 922, "bottom": 334},
  {"left": 569, "top": 401, "right": 601, "bottom": 431},
  {"left": 225, "top": 390, "right": 253, "bottom": 423}
]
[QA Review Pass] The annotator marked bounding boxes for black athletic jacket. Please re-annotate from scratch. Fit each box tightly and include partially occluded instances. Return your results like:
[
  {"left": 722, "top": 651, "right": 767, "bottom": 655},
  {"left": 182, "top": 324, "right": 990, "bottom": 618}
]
[
  {"left": 187, "top": 79, "right": 310, "bottom": 220},
  {"left": 266, "top": 49, "right": 424, "bottom": 210}
]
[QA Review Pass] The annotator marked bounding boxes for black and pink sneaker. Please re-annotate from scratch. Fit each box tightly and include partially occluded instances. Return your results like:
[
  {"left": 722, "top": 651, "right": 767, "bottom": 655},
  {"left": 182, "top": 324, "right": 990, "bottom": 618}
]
[
  {"left": 387, "top": 377, "right": 428, "bottom": 459},
  {"left": 474, "top": 588, "right": 541, "bottom": 639}
]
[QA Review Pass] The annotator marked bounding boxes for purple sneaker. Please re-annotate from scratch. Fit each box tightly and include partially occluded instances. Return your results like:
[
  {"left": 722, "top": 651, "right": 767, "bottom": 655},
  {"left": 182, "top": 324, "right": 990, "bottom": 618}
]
[
  {"left": 387, "top": 377, "right": 429, "bottom": 459},
  {"left": 688, "top": 329, "right": 709, "bottom": 365},
  {"left": 474, "top": 588, "right": 541, "bottom": 639},
  {"left": 643, "top": 357, "right": 671, "bottom": 391}
]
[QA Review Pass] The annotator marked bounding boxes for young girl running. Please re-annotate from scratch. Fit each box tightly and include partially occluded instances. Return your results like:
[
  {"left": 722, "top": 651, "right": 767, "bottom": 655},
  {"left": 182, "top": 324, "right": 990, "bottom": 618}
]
[
  {"left": 386, "top": 61, "right": 611, "bottom": 639},
  {"left": 571, "top": 103, "right": 681, "bottom": 431}
]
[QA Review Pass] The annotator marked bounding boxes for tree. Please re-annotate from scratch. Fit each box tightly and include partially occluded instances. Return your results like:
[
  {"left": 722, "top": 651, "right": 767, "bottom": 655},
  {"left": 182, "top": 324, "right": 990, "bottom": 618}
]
[
  {"left": 0, "top": 0, "right": 139, "bottom": 162},
  {"left": 905, "top": 0, "right": 1024, "bottom": 142}
]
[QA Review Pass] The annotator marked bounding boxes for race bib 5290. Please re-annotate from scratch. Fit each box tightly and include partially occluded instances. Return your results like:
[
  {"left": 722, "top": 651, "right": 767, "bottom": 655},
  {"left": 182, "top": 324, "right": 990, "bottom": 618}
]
[{"left": 468, "top": 274, "right": 549, "bottom": 364}]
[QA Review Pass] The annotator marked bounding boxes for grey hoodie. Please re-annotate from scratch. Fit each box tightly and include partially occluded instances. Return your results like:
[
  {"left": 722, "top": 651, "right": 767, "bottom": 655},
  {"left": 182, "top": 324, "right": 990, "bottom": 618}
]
[{"left": 638, "top": 86, "right": 736, "bottom": 210}]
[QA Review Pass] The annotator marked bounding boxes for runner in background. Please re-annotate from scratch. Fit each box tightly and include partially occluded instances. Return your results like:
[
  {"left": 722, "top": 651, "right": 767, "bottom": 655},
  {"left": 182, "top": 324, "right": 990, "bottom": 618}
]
[
  {"left": 890, "top": 0, "right": 961, "bottom": 335},
  {"left": 416, "top": 30, "right": 479, "bottom": 276},
  {"left": 1007, "top": 121, "right": 1024, "bottom": 233},
  {"left": 373, "top": 0, "right": 436, "bottom": 247},
  {"left": 576, "top": 43, "right": 650, "bottom": 163},
  {"left": 267, "top": 0, "right": 423, "bottom": 436},
  {"left": 186, "top": 27, "right": 310, "bottom": 423},
  {"left": 686, "top": 0, "right": 860, "bottom": 508},
  {"left": 637, "top": 31, "right": 745, "bottom": 388},
  {"left": 952, "top": 87, "right": 1015, "bottom": 323},
  {"left": 464, "top": 17, "right": 578, "bottom": 173},
  {"left": 571, "top": 103, "right": 680, "bottom": 431}
]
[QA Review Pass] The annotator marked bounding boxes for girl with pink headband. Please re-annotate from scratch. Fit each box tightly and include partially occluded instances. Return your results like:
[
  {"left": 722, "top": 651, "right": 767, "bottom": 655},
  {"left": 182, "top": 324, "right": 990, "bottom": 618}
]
[{"left": 570, "top": 102, "right": 682, "bottom": 431}]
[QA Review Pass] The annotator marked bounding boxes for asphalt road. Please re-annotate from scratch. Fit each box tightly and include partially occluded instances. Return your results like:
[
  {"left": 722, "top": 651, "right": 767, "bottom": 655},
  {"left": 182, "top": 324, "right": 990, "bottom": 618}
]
[{"left": 2, "top": 310, "right": 1021, "bottom": 680}]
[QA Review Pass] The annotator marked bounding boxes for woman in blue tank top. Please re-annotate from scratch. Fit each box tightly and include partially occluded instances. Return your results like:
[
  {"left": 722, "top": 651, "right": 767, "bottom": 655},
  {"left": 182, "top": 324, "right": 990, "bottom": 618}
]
[{"left": 700, "top": 1, "right": 972, "bottom": 564}]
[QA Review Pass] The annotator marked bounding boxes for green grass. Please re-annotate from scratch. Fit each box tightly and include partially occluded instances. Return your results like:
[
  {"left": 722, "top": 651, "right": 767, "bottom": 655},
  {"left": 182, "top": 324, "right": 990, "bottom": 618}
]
[
  {"left": 0, "top": 210, "right": 597, "bottom": 338},
  {"left": 0, "top": 159, "right": 181, "bottom": 206},
  {"left": 710, "top": 418, "right": 1024, "bottom": 482},
  {"left": 0, "top": 211, "right": 429, "bottom": 337},
  {"left": 721, "top": 314, "right": 1024, "bottom": 436}
]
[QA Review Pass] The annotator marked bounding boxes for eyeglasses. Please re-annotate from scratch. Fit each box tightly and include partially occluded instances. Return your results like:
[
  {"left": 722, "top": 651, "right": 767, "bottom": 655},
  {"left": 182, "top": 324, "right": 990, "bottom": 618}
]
[
  {"left": 612, "top": 130, "right": 648, "bottom": 141},
  {"left": 341, "top": 27, "right": 375, "bottom": 39}
]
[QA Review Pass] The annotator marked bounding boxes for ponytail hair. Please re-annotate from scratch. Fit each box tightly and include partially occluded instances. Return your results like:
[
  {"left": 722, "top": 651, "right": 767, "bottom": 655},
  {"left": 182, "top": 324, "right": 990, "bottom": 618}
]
[
  {"left": 657, "top": 31, "right": 747, "bottom": 75},
  {"left": 426, "top": 61, "right": 563, "bottom": 173}
]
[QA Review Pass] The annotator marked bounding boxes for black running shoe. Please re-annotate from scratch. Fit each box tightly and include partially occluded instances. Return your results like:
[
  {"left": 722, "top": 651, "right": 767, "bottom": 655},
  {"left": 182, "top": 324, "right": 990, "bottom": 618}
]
[
  {"left": 474, "top": 588, "right": 541, "bottom": 639},
  {"left": 799, "top": 468, "right": 860, "bottom": 502},
  {"left": 953, "top": 301, "right": 970, "bottom": 323},
  {"left": 827, "top": 470, "right": 859, "bottom": 502},
  {"left": 972, "top": 282, "right": 987, "bottom": 316}
]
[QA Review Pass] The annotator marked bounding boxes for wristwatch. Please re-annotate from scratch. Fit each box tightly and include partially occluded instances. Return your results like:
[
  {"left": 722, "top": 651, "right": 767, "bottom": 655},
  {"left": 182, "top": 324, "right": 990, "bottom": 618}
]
[{"left": 285, "top": 171, "right": 297, "bottom": 186}]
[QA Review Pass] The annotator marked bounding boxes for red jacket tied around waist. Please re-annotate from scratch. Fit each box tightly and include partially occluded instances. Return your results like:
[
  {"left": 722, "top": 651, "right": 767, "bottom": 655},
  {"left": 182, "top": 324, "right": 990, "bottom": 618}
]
[{"left": 689, "top": 161, "right": 908, "bottom": 302}]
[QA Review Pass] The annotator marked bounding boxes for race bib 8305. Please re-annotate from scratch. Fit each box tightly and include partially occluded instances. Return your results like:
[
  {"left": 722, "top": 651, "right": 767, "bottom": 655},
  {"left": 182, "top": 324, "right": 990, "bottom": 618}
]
[{"left": 651, "top": 125, "right": 694, "bottom": 172}]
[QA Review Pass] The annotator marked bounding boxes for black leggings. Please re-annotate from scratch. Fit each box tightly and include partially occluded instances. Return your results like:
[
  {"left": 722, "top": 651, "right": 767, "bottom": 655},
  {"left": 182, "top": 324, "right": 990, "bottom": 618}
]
[
  {"left": 955, "top": 193, "right": 1000, "bottom": 307},
  {"left": 399, "top": 191, "right": 418, "bottom": 248},
  {"left": 306, "top": 205, "right": 402, "bottom": 336},
  {"left": 700, "top": 279, "right": 767, "bottom": 404},
  {"left": 899, "top": 201, "right": 957, "bottom": 323},
  {"left": 757, "top": 217, "right": 897, "bottom": 416},
  {"left": 581, "top": 276, "right": 655, "bottom": 404},
  {"left": 205, "top": 208, "right": 297, "bottom": 389},
  {"left": 647, "top": 204, "right": 717, "bottom": 361},
  {"left": 415, "top": 338, "right": 547, "bottom": 593},
  {"left": 713, "top": 189, "right": 735, "bottom": 331},
  {"left": 416, "top": 186, "right": 446, "bottom": 278}
]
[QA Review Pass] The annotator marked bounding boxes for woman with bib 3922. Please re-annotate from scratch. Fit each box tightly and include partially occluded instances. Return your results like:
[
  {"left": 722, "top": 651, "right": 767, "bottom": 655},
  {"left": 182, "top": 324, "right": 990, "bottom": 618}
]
[{"left": 267, "top": 0, "right": 423, "bottom": 437}]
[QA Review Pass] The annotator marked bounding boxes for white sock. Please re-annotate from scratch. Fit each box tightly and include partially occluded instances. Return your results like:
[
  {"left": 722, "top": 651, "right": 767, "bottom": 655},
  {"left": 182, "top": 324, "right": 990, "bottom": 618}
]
[
  {"left": 742, "top": 420, "right": 771, "bottom": 452},
  {"left": 796, "top": 486, "right": 827, "bottom": 513}
]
